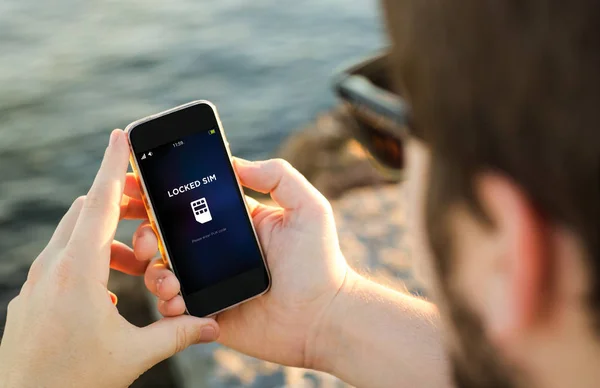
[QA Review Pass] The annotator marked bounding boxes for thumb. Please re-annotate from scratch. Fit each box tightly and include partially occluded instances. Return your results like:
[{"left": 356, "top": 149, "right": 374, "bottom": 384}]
[
  {"left": 233, "top": 157, "right": 329, "bottom": 213},
  {"left": 140, "top": 316, "right": 219, "bottom": 364}
]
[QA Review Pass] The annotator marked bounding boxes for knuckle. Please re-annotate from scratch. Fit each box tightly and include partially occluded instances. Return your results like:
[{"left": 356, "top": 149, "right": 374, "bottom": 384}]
[
  {"left": 315, "top": 196, "right": 333, "bottom": 214},
  {"left": 19, "top": 279, "right": 33, "bottom": 294},
  {"left": 27, "top": 259, "right": 43, "bottom": 283},
  {"left": 174, "top": 324, "right": 190, "bottom": 354},
  {"left": 52, "top": 250, "right": 77, "bottom": 288},
  {"left": 306, "top": 197, "right": 334, "bottom": 220},
  {"left": 85, "top": 189, "right": 119, "bottom": 216},
  {"left": 7, "top": 295, "right": 20, "bottom": 313},
  {"left": 83, "top": 192, "right": 104, "bottom": 211},
  {"left": 74, "top": 195, "right": 86, "bottom": 208},
  {"left": 271, "top": 158, "right": 293, "bottom": 172},
  {"left": 19, "top": 278, "right": 39, "bottom": 298}
]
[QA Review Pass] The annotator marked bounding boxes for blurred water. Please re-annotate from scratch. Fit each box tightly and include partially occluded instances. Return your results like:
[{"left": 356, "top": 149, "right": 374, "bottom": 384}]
[{"left": 0, "top": 0, "right": 384, "bottom": 158}]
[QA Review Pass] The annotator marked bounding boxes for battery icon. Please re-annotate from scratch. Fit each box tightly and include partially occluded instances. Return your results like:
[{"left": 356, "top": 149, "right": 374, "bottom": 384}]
[{"left": 209, "top": 129, "right": 216, "bottom": 135}]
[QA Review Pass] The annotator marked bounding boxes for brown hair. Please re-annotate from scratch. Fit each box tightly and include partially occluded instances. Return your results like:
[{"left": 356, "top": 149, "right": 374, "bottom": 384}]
[{"left": 383, "top": 0, "right": 600, "bottom": 325}]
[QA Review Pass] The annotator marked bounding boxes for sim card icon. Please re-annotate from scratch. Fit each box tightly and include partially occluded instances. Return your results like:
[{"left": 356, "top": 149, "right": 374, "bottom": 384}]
[{"left": 190, "top": 198, "right": 212, "bottom": 224}]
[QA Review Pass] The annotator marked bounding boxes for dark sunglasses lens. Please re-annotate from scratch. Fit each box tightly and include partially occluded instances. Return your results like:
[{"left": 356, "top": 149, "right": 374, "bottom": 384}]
[{"left": 354, "top": 117, "right": 404, "bottom": 171}]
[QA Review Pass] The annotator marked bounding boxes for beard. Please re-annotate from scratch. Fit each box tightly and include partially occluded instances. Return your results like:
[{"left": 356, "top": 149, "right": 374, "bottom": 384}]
[
  {"left": 443, "top": 287, "right": 518, "bottom": 388},
  {"left": 425, "top": 157, "right": 521, "bottom": 388}
]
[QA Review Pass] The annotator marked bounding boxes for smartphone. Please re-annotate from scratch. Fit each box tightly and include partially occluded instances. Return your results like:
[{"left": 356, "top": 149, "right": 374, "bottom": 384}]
[{"left": 126, "top": 100, "right": 270, "bottom": 317}]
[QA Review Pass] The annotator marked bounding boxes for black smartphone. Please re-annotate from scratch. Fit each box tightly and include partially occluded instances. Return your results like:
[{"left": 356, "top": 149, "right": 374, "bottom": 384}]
[{"left": 126, "top": 100, "right": 270, "bottom": 317}]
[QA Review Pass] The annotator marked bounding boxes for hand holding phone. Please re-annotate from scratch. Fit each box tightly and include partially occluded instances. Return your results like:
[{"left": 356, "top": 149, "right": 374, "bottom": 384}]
[
  {"left": 143, "top": 156, "right": 351, "bottom": 368},
  {"left": 0, "top": 130, "right": 219, "bottom": 388}
]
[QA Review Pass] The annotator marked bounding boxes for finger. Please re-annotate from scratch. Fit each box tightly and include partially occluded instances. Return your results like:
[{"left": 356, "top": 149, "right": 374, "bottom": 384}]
[
  {"left": 244, "top": 195, "right": 280, "bottom": 238},
  {"left": 233, "top": 157, "right": 329, "bottom": 213},
  {"left": 157, "top": 296, "right": 186, "bottom": 317},
  {"left": 110, "top": 241, "right": 149, "bottom": 276},
  {"left": 124, "top": 173, "right": 142, "bottom": 200},
  {"left": 46, "top": 196, "right": 85, "bottom": 251},
  {"left": 133, "top": 221, "right": 158, "bottom": 262},
  {"left": 139, "top": 316, "right": 219, "bottom": 365},
  {"left": 155, "top": 274, "right": 181, "bottom": 301},
  {"left": 68, "top": 129, "right": 130, "bottom": 275},
  {"left": 120, "top": 195, "right": 148, "bottom": 220},
  {"left": 244, "top": 195, "right": 261, "bottom": 214},
  {"left": 145, "top": 258, "right": 180, "bottom": 299},
  {"left": 244, "top": 195, "right": 276, "bottom": 219}
]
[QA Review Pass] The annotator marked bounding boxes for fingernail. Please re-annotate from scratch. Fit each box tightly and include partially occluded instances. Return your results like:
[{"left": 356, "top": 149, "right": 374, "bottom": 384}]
[
  {"left": 108, "top": 291, "right": 118, "bottom": 305},
  {"left": 199, "top": 326, "right": 217, "bottom": 343},
  {"left": 109, "top": 129, "right": 122, "bottom": 146}
]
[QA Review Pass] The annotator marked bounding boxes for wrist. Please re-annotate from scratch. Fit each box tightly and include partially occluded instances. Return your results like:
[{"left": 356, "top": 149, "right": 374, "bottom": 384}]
[{"left": 304, "top": 267, "right": 363, "bottom": 373}]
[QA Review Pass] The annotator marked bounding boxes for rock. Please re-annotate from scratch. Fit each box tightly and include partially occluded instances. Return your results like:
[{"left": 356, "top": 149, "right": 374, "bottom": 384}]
[{"left": 276, "top": 106, "right": 399, "bottom": 199}]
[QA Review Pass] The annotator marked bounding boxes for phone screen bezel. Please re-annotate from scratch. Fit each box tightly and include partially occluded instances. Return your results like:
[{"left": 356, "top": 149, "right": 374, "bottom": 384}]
[{"left": 126, "top": 101, "right": 270, "bottom": 317}]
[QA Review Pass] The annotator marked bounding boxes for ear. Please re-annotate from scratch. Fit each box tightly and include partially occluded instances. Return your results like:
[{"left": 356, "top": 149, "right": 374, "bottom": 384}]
[{"left": 474, "top": 173, "right": 549, "bottom": 345}]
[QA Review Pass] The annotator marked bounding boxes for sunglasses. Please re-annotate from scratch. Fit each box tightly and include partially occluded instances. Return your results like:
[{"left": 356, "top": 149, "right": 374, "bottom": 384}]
[{"left": 332, "top": 51, "right": 414, "bottom": 180}]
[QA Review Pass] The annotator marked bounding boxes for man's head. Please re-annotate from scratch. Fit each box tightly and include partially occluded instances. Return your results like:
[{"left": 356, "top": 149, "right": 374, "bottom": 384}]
[{"left": 382, "top": 1, "right": 600, "bottom": 387}]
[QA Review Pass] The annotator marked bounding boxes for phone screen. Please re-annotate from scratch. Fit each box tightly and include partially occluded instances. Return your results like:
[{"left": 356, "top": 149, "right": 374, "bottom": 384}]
[{"left": 128, "top": 102, "right": 268, "bottom": 315}]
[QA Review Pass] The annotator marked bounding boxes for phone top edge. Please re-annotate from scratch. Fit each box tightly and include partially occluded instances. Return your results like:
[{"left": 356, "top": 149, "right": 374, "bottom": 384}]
[{"left": 125, "top": 100, "right": 216, "bottom": 137}]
